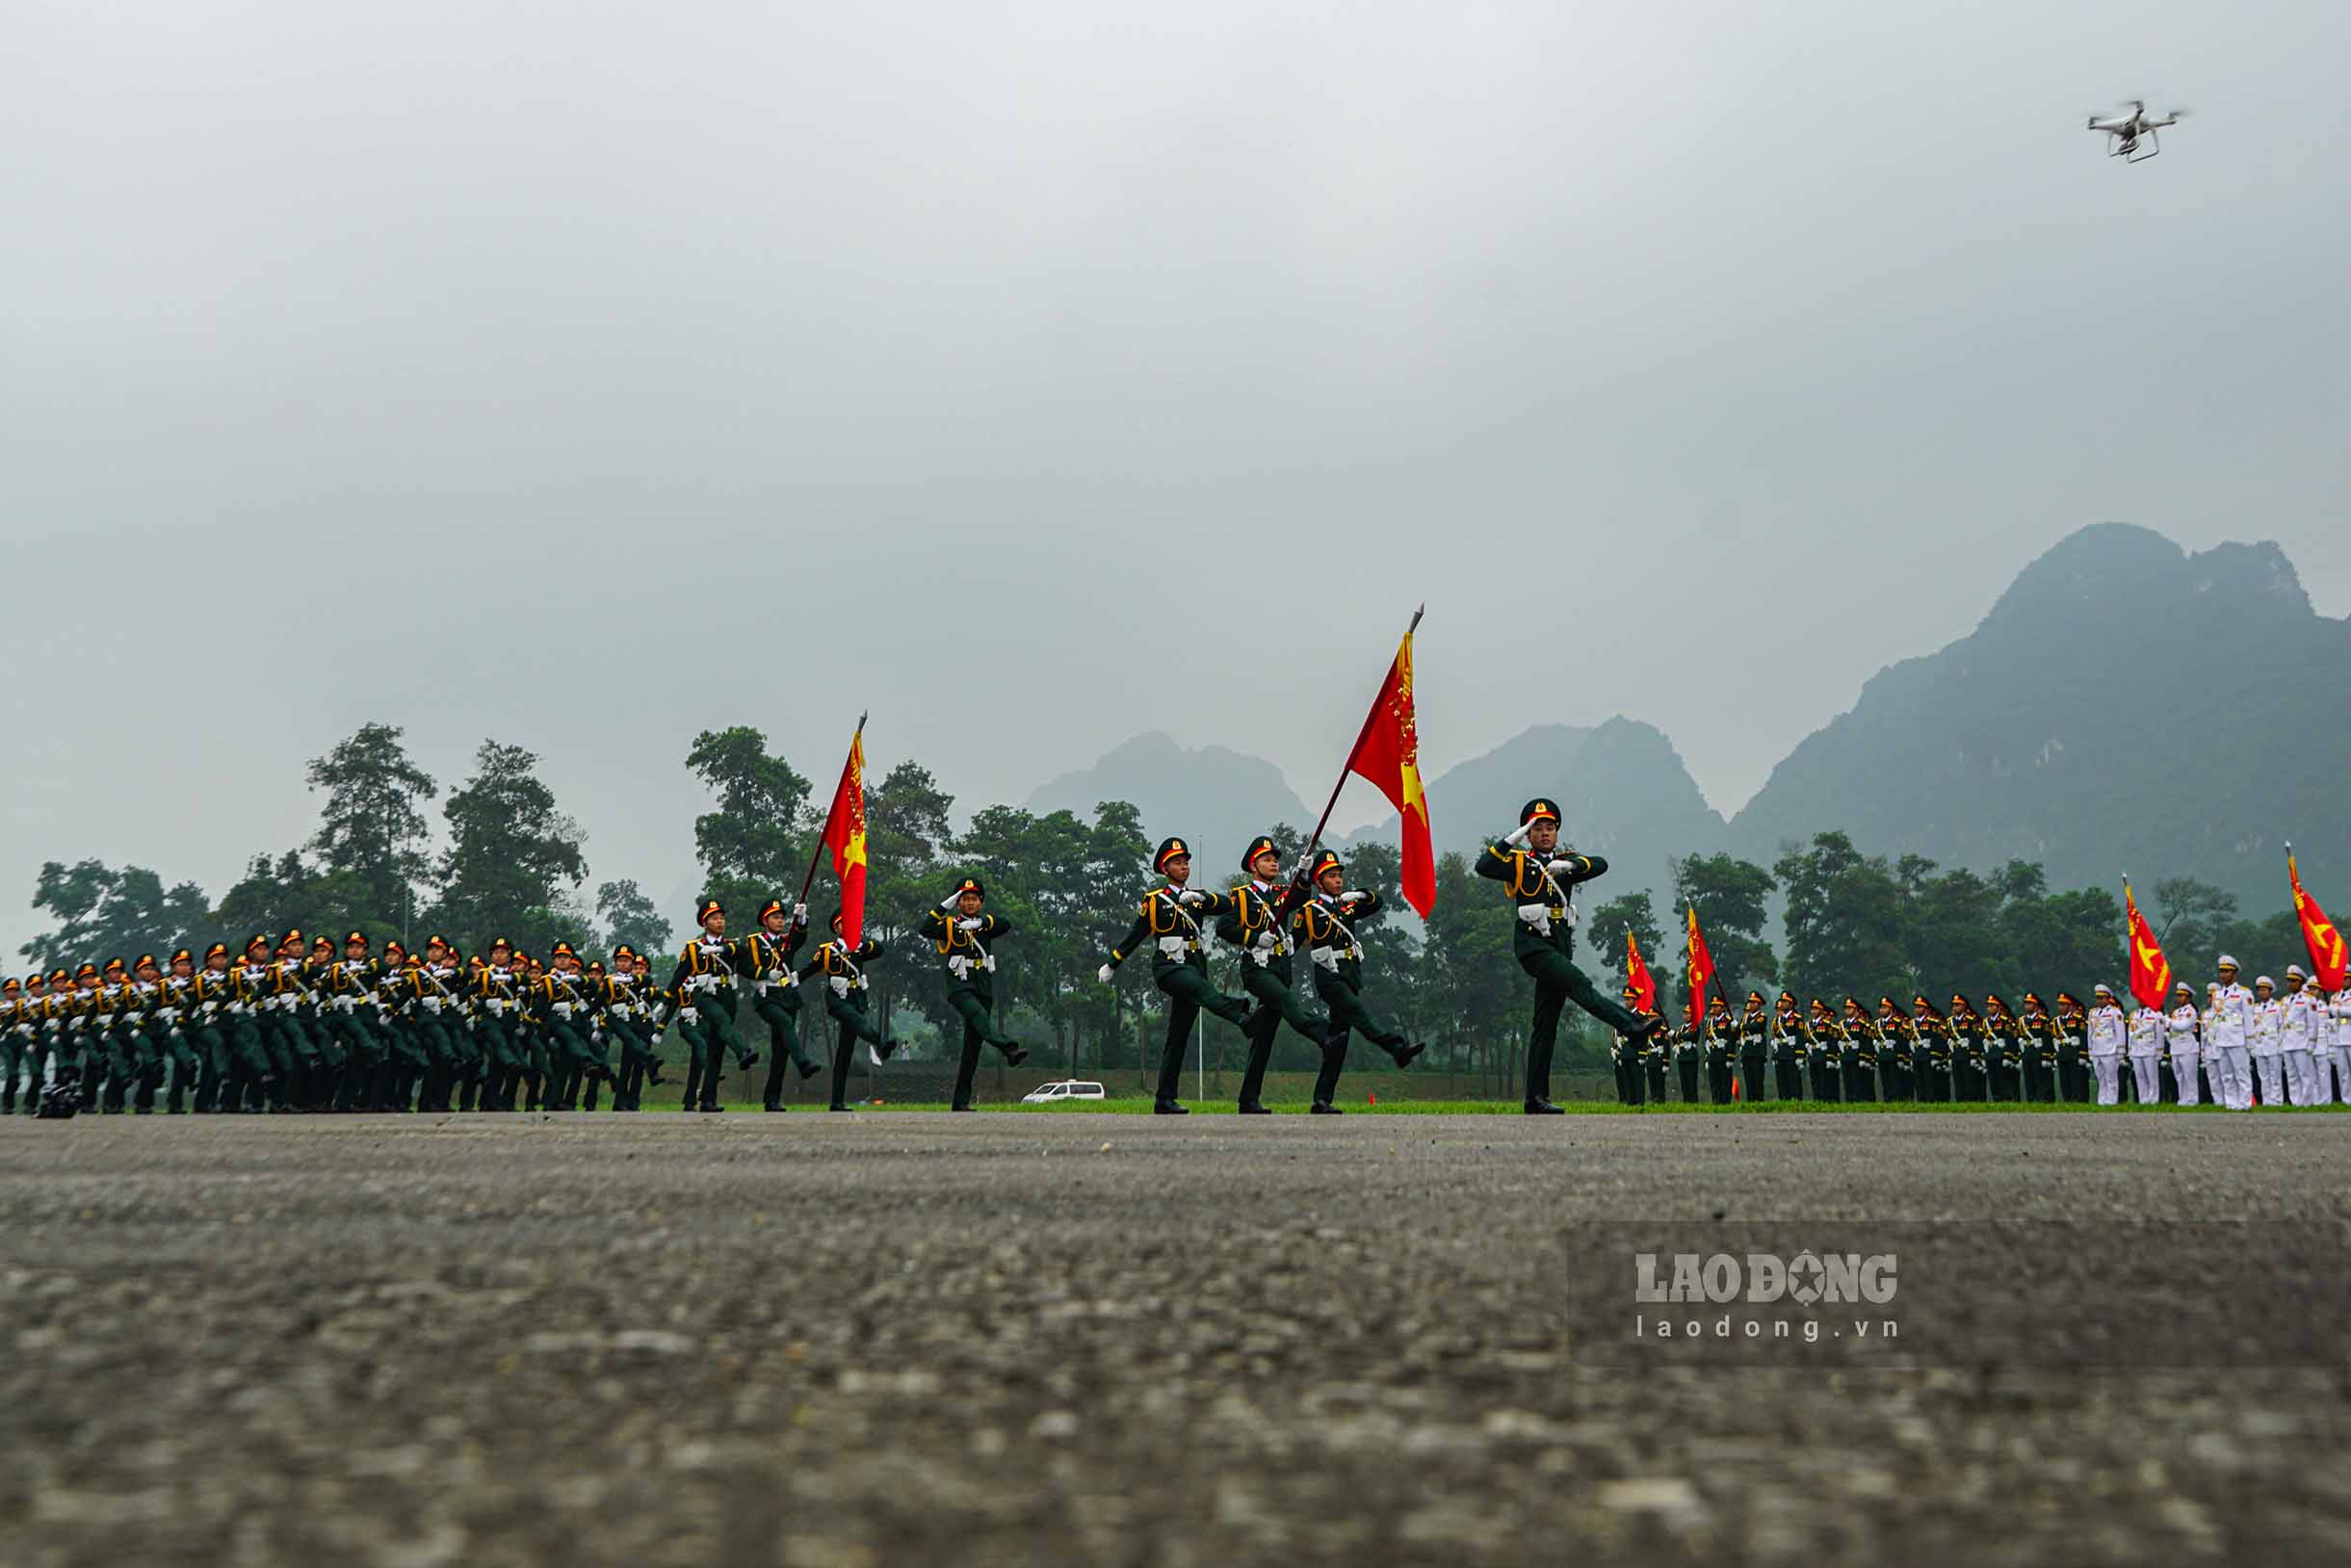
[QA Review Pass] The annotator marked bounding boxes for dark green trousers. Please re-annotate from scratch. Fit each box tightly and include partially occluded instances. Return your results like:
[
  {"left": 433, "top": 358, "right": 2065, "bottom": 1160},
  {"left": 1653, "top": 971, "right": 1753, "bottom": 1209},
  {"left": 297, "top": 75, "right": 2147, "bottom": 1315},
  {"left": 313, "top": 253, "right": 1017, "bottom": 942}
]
[
  {"left": 1236, "top": 963, "right": 1325, "bottom": 1109},
  {"left": 1311, "top": 973, "right": 1408, "bottom": 1106},
  {"left": 945, "top": 987, "right": 1021, "bottom": 1110},
  {"left": 1151, "top": 963, "right": 1250, "bottom": 1105},
  {"left": 1515, "top": 945, "right": 1642, "bottom": 1108},
  {"left": 754, "top": 990, "right": 817, "bottom": 1109}
]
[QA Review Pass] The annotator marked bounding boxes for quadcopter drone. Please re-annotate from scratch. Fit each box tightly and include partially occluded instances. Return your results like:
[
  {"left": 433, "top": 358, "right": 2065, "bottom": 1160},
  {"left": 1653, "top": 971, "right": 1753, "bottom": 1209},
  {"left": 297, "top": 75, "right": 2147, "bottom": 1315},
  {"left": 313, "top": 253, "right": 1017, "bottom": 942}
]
[{"left": 2087, "top": 99, "right": 2190, "bottom": 163}]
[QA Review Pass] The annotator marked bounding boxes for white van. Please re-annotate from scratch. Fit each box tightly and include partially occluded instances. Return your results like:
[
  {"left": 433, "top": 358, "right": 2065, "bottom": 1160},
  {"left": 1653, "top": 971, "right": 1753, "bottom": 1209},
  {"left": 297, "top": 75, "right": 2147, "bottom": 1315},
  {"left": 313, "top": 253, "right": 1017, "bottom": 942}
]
[{"left": 1020, "top": 1080, "right": 1108, "bottom": 1104}]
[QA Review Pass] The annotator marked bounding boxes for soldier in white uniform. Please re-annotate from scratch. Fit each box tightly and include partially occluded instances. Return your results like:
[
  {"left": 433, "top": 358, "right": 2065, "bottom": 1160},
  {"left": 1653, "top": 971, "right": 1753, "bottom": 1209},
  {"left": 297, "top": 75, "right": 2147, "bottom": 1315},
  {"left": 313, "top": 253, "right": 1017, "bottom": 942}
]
[
  {"left": 2085, "top": 984, "right": 2127, "bottom": 1105},
  {"left": 2278, "top": 965, "right": 2322, "bottom": 1106},
  {"left": 2248, "top": 975, "right": 2285, "bottom": 1107},
  {"left": 2165, "top": 982, "right": 2203, "bottom": 1107},
  {"left": 2329, "top": 985, "right": 2351, "bottom": 1105},
  {"left": 2125, "top": 993, "right": 2164, "bottom": 1106},
  {"left": 2207, "top": 957, "right": 2255, "bottom": 1111}
]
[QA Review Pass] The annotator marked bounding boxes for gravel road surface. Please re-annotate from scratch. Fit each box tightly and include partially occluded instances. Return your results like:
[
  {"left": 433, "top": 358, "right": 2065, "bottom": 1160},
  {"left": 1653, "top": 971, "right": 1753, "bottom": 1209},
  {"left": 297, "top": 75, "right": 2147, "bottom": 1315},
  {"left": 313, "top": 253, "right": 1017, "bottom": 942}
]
[{"left": 4, "top": 1111, "right": 2347, "bottom": 1566}]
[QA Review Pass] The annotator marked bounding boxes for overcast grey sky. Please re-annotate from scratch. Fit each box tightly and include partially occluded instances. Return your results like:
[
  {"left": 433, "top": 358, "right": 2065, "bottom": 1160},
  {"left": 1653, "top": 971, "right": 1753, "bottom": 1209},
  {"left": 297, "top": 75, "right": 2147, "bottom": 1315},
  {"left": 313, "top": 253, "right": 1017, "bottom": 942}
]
[{"left": 7, "top": 1, "right": 2347, "bottom": 938}]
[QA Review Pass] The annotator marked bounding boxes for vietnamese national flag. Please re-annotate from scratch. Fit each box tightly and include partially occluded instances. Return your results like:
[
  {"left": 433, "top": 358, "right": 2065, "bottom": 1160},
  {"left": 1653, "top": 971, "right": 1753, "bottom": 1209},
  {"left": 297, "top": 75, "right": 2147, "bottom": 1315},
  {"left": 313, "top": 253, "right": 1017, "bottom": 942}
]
[
  {"left": 2288, "top": 848, "right": 2348, "bottom": 991},
  {"left": 1684, "top": 904, "right": 1716, "bottom": 1029},
  {"left": 1626, "top": 928, "right": 1658, "bottom": 1013},
  {"left": 821, "top": 727, "right": 869, "bottom": 950},
  {"left": 2124, "top": 878, "right": 2173, "bottom": 1011},
  {"left": 1344, "top": 628, "right": 1435, "bottom": 917}
]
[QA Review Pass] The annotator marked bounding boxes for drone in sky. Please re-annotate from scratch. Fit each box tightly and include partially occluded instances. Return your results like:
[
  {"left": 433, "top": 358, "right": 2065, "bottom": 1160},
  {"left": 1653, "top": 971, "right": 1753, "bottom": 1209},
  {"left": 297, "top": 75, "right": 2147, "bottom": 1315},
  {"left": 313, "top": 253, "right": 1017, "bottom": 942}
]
[{"left": 2087, "top": 99, "right": 2190, "bottom": 163}]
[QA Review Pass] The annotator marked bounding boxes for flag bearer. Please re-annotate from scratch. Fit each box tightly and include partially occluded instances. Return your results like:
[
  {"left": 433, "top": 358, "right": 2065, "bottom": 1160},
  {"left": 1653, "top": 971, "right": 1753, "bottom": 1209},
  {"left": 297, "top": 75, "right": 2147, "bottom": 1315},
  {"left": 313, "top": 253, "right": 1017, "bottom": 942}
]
[
  {"left": 799, "top": 909, "right": 901, "bottom": 1112},
  {"left": 1291, "top": 849, "right": 1424, "bottom": 1114},
  {"left": 1218, "top": 837, "right": 1330, "bottom": 1115}
]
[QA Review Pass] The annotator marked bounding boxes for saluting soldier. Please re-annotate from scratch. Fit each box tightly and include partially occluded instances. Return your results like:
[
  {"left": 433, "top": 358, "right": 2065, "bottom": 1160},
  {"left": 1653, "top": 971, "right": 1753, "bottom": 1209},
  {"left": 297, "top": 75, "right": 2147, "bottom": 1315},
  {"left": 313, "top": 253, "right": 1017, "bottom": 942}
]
[
  {"left": 922, "top": 877, "right": 1032, "bottom": 1113},
  {"left": 1293, "top": 849, "right": 1424, "bottom": 1114},
  {"left": 1096, "top": 836, "right": 1254, "bottom": 1115},
  {"left": 740, "top": 899, "right": 823, "bottom": 1112},
  {"left": 1217, "top": 836, "right": 1331, "bottom": 1115},
  {"left": 798, "top": 909, "right": 902, "bottom": 1112},
  {"left": 670, "top": 901, "right": 761, "bottom": 1113},
  {"left": 1475, "top": 800, "right": 1661, "bottom": 1113},
  {"left": 1807, "top": 999, "right": 1843, "bottom": 1103}
]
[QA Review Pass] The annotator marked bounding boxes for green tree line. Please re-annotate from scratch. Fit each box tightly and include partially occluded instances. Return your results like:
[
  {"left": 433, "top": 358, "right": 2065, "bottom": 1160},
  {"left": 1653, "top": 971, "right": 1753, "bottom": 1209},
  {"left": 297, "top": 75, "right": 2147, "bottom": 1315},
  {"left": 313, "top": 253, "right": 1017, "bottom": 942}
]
[{"left": 19, "top": 726, "right": 2317, "bottom": 1085}]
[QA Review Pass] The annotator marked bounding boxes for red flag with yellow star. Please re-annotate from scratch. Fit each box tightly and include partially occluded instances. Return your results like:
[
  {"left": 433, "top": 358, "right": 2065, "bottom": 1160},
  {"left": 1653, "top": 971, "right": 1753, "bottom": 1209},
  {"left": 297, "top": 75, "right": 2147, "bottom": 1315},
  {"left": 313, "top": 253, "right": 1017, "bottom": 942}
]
[
  {"left": 1684, "top": 904, "right": 1716, "bottom": 1029},
  {"left": 1626, "top": 928, "right": 1658, "bottom": 1013},
  {"left": 820, "top": 727, "right": 869, "bottom": 950},
  {"left": 1344, "top": 628, "right": 1434, "bottom": 917},
  {"left": 2124, "top": 877, "right": 2172, "bottom": 1011},
  {"left": 2288, "top": 848, "right": 2347, "bottom": 991}
]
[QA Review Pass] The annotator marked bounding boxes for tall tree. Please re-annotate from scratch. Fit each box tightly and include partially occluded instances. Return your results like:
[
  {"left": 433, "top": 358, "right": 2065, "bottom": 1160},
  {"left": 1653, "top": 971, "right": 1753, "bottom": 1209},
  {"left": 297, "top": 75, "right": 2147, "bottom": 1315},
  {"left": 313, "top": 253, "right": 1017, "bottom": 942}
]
[
  {"left": 596, "top": 879, "right": 674, "bottom": 959},
  {"left": 1420, "top": 849, "right": 1524, "bottom": 1097},
  {"left": 429, "top": 742, "right": 588, "bottom": 954},
  {"left": 858, "top": 761, "right": 957, "bottom": 1047},
  {"left": 1671, "top": 851, "right": 1779, "bottom": 998},
  {"left": 686, "top": 726, "right": 813, "bottom": 921},
  {"left": 305, "top": 722, "right": 438, "bottom": 925},
  {"left": 1589, "top": 888, "right": 1668, "bottom": 999},
  {"left": 1774, "top": 832, "right": 1910, "bottom": 1005},
  {"left": 22, "top": 860, "right": 210, "bottom": 971}
]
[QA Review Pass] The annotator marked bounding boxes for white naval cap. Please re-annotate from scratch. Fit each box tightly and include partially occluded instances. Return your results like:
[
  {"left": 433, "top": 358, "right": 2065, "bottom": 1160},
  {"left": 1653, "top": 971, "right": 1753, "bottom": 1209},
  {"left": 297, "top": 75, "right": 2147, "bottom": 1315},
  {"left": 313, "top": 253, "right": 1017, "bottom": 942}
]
[
  {"left": 2174, "top": 982, "right": 2194, "bottom": 996},
  {"left": 2286, "top": 964, "right": 2307, "bottom": 980},
  {"left": 2093, "top": 983, "right": 2114, "bottom": 997},
  {"left": 2256, "top": 975, "right": 2274, "bottom": 989},
  {"left": 2217, "top": 954, "right": 2239, "bottom": 970}
]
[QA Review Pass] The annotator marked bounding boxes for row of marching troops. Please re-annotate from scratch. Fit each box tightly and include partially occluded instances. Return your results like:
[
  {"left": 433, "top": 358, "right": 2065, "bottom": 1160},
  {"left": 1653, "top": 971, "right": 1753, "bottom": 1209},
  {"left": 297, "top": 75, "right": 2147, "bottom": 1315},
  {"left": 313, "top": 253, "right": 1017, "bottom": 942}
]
[
  {"left": 0, "top": 885, "right": 1041, "bottom": 1119},
  {"left": 1609, "top": 956, "right": 2351, "bottom": 1108}
]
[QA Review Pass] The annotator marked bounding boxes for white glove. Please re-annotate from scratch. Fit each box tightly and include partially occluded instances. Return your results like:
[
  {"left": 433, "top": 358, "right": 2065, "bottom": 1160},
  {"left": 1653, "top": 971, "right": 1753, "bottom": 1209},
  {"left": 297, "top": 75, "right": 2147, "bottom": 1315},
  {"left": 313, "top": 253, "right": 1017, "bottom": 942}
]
[
  {"left": 678, "top": 1006, "right": 700, "bottom": 1025},
  {"left": 1253, "top": 930, "right": 1277, "bottom": 951},
  {"left": 958, "top": 918, "right": 982, "bottom": 931},
  {"left": 1505, "top": 822, "right": 1535, "bottom": 847},
  {"left": 792, "top": 902, "right": 807, "bottom": 922},
  {"left": 1343, "top": 889, "right": 1369, "bottom": 903},
  {"left": 1097, "top": 963, "right": 1115, "bottom": 985},
  {"left": 939, "top": 892, "right": 964, "bottom": 909},
  {"left": 1546, "top": 858, "right": 1576, "bottom": 875},
  {"left": 1177, "top": 889, "right": 1207, "bottom": 905}
]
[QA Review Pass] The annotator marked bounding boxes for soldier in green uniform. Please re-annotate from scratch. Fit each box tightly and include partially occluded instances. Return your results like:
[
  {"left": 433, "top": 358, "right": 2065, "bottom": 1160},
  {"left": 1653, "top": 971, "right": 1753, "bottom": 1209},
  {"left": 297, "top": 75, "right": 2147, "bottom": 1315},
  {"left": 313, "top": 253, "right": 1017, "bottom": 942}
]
[
  {"left": 740, "top": 900, "right": 823, "bottom": 1111},
  {"left": 1911, "top": 995, "right": 1953, "bottom": 1104},
  {"left": 1475, "top": 800, "right": 1660, "bottom": 1114},
  {"left": 1770, "top": 991, "right": 1806, "bottom": 1100},
  {"left": 1982, "top": 994, "right": 2021, "bottom": 1101},
  {"left": 1948, "top": 995, "right": 1988, "bottom": 1102},
  {"left": 671, "top": 901, "right": 759, "bottom": 1112},
  {"left": 1807, "top": 1000, "right": 1843, "bottom": 1102},
  {"left": 1734, "top": 991, "right": 1769, "bottom": 1102},
  {"left": 1, "top": 975, "right": 32, "bottom": 1115},
  {"left": 1673, "top": 1015, "right": 1702, "bottom": 1103},
  {"left": 405, "top": 939, "right": 468, "bottom": 1111},
  {"left": 1641, "top": 1008, "right": 1670, "bottom": 1102},
  {"left": 2055, "top": 991, "right": 2089, "bottom": 1102},
  {"left": 799, "top": 910, "right": 901, "bottom": 1112},
  {"left": 469, "top": 939, "right": 528, "bottom": 1111},
  {"left": 1877, "top": 998, "right": 1914, "bottom": 1102},
  {"left": 87, "top": 957, "right": 133, "bottom": 1112},
  {"left": 531, "top": 941, "right": 605, "bottom": 1110},
  {"left": 1292, "top": 849, "right": 1424, "bottom": 1113},
  {"left": 633, "top": 951, "right": 674, "bottom": 1107},
  {"left": 1097, "top": 836, "right": 1254, "bottom": 1115},
  {"left": 117, "top": 954, "right": 168, "bottom": 1112},
  {"left": 1216, "top": 836, "right": 1330, "bottom": 1115},
  {"left": 2018, "top": 992, "right": 2054, "bottom": 1102},
  {"left": 594, "top": 949, "right": 659, "bottom": 1111},
  {"left": 1842, "top": 998, "right": 1878, "bottom": 1102},
  {"left": 1704, "top": 995, "right": 1735, "bottom": 1105},
  {"left": 32, "top": 968, "right": 84, "bottom": 1116},
  {"left": 1613, "top": 986, "right": 1646, "bottom": 1105},
  {"left": 921, "top": 877, "right": 1032, "bottom": 1112},
  {"left": 313, "top": 932, "right": 379, "bottom": 1111}
]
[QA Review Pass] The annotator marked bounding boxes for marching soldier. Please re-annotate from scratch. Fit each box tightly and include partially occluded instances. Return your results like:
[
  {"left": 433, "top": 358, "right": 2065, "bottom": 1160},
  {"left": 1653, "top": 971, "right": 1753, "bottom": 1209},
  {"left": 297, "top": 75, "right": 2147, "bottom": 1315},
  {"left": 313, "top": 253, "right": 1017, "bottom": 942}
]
[
  {"left": 1770, "top": 991, "right": 1805, "bottom": 1101},
  {"left": 798, "top": 909, "right": 901, "bottom": 1112},
  {"left": 1842, "top": 998, "right": 1878, "bottom": 1102},
  {"left": 1807, "top": 999, "right": 1843, "bottom": 1103},
  {"left": 1476, "top": 800, "right": 1662, "bottom": 1112},
  {"left": 595, "top": 948, "right": 658, "bottom": 1111},
  {"left": 1292, "top": 849, "right": 1424, "bottom": 1114},
  {"left": 32, "top": 968, "right": 83, "bottom": 1116},
  {"left": 1734, "top": 991, "right": 1769, "bottom": 1102},
  {"left": 922, "top": 877, "right": 1031, "bottom": 1112},
  {"left": 670, "top": 901, "right": 761, "bottom": 1113},
  {"left": 1, "top": 975, "right": 32, "bottom": 1114},
  {"left": 471, "top": 939, "right": 530, "bottom": 1111},
  {"left": 532, "top": 941, "right": 605, "bottom": 1110},
  {"left": 740, "top": 899, "right": 823, "bottom": 1112},
  {"left": 1217, "top": 836, "right": 1330, "bottom": 1115},
  {"left": 316, "top": 932, "right": 383, "bottom": 1111},
  {"left": 1097, "top": 836, "right": 1254, "bottom": 1115}
]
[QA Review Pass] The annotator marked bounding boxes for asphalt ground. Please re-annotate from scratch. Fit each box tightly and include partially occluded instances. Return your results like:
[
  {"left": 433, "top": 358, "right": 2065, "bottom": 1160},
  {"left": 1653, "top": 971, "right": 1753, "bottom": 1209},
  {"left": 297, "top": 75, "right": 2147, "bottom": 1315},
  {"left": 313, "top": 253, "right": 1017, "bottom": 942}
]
[{"left": 4, "top": 1111, "right": 2348, "bottom": 1567}]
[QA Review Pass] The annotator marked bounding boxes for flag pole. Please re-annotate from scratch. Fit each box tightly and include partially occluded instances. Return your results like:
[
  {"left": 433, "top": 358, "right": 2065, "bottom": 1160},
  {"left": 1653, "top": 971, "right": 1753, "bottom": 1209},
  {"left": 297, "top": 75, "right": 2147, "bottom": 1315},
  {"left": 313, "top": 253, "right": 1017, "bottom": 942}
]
[
  {"left": 797, "top": 711, "right": 868, "bottom": 908},
  {"left": 1293, "top": 605, "right": 1423, "bottom": 881}
]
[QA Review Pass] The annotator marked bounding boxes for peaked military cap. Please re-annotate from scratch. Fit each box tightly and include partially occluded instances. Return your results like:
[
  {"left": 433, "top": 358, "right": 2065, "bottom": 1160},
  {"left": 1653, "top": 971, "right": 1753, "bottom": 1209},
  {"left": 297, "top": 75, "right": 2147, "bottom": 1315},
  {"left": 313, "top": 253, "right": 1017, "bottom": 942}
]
[
  {"left": 1520, "top": 797, "right": 1561, "bottom": 827},
  {"left": 1308, "top": 849, "right": 1345, "bottom": 882},
  {"left": 170, "top": 948, "right": 194, "bottom": 965},
  {"left": 1241, "top": 835, "right": 1279, "bottom": 873},
  {"left": 1153, "top": 837, "right": 1192, "bottom": 874},
  {"left": 382, "top": 941, "right": 405, "bottom": 956},
  {"left": 2216, "top": 954, "right": 2239, "bottom": 970},
  {"left": 203, "top": 942, "right": 228, "bottom": 962},
  {"left": 487, "top": 935, "right": 511, "bottom": 953},
  {"left": 50, "top": 969, "right": 71, "bottom": 985},
  {"left": 612, "top": 943, "right": 636, "bottom": 961},
  {"left": 1, "top": 978, "right": 17, "bottom": 994},
  {"left": 76, "top": 963, "right": 100, "bottom": 980},
  {"left": 550, "top": 940, "right": 577, "bottom": 960},
  {"left": 757, "top": 898, "right": 789, "bottom": 923},
  {"left": 134, "top": 954, "right": 158, "bottom": 971},
  {"left": 344, "top": 930, "right": 368, "bottom": 947},
  {"left": 948, "top": 876, "right": 984, "bottom": 902},
  {"left": 425, "top": 933, "right": 451, "bottom": 951},
  {"left": 102, "top": 957, "right": 126, "bottom": 976},
  {"left": 696, "top": 899, "right": 724, "bottom": 926}
]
